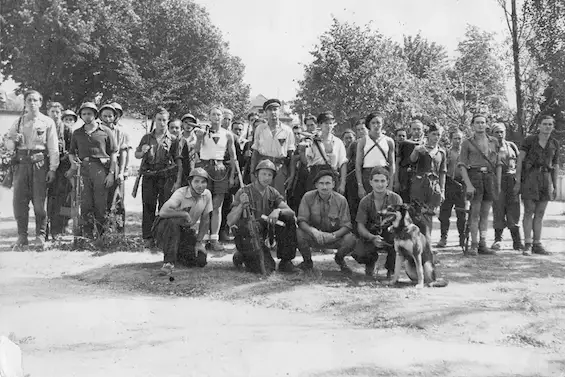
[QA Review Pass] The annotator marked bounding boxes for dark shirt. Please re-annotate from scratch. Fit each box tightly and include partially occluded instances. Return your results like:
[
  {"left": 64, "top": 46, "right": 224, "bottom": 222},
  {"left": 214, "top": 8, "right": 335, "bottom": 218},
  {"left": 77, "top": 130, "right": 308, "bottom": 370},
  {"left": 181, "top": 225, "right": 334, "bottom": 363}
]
[
  {"left": 297, "top": 190, "right": 352, "bottom": 232},
  {"left": 346, "top": 141, "right": 357, "bottom": 173},
  {"left": 520, "top": 135, "right": 559, "bottom": 171},
  {"left": 413, "top": 147, "right": 447, "bottom": 175},
  {"left": 136, "top": 131, "right": 176, "bottom": 167},
  {"left": 356, "top": 190, "right": 403, "bottom": 227},
  {"left": 233, "top": 183, "right": 284, "bottom": 220},
  {"left": 398, "top": 140, "right": 421, "bottom": 168},
  {"left": 69, "top": 124, "right": 118, "bottom": 160}
]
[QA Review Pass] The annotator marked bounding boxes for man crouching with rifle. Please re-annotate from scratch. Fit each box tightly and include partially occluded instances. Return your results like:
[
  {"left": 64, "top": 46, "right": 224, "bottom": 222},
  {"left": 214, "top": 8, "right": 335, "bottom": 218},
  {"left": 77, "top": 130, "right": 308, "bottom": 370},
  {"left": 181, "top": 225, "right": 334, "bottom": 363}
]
[
  {"left": 153, "top": 168, "right": 213, "bottom": 276},
  {"left": 227, "top": 159, "right": 299, "bottom": 274}
]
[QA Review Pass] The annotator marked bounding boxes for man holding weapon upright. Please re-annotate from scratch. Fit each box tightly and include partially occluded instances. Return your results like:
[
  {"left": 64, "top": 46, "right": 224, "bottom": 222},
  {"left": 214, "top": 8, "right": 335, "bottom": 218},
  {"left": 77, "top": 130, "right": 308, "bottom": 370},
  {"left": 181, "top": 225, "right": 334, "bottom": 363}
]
[{"left": 227, "top": 159, "right": 299, "bottom": 274}]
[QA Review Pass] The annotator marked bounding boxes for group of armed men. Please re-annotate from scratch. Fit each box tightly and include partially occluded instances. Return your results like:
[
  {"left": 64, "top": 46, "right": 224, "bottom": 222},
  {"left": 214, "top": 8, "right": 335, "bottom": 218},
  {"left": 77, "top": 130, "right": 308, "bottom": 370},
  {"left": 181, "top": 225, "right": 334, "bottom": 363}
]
[{"left": 7, "top": 91, "right": 560, "bottom": 278}]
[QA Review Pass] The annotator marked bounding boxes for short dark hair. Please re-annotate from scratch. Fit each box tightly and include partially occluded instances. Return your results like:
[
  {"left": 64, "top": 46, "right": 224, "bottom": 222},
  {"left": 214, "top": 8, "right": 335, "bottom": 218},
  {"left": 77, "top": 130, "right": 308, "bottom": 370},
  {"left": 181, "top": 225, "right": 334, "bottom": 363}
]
[
  {"left": 537, "top": 114, "right": 555, "bottom": 125},
  {"left": 341, "top": 128, "right": 355, "bottom": 138},
  {"left": 247, "top": 112, "right": 258, "bottom": 121},
  {"left": 168, "top": 118, "right": 181, "bottom": 127},
  {"left": 153, "top": 106, "right": 169, "bottom": 119},
  {"left": 394, "top": 128, "right": 407, "bottom": 136},
  {"left": 304, "top": 114, "right": 316, "bottom": 124},
  {"left": 369, "top": 166, "right": 390, "bottom": 181},
  {"left": 293, "top": 125, "right": 302, "bottom": 131},
  {"left": 23, "top": 90, "right": 42, "bottom": 102},
  {"left": 232, "top": 119, "right": 244, "bottom": 127},
  {"left": 47, "top": 101, "right": 63, "bottom": 110},
  {"left": 471, "top": 114, "right": 488, "bottom": 124},
  {"left": 365, "top": 113, "right": 384, "bottom": 128}
]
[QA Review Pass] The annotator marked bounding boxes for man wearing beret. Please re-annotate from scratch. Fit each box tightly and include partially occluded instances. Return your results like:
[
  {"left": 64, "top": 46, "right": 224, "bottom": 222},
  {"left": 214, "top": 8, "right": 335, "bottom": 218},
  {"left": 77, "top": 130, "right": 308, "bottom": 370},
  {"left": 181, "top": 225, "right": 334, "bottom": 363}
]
[
  {"left": 250, "top": 99, "right": 296, "bottom": 197},
  {"left": 297, "top": 170, "right": 357, "bottom": 271},
  {"left": 490, "top": 122, "right": 523, "bottom": 251}
]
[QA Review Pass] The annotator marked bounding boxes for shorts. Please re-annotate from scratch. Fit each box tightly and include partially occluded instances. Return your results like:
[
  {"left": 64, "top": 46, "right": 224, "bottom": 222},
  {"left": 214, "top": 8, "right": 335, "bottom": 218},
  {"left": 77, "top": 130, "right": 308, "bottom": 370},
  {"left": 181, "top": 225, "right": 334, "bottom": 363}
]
[
  {"left": 521, "top": 170, "right": 551, "bottom": 201},
  {"left": 468, "top": 170, "right": 495, "bottom": 202},
  {"left": 410, "top": 174, "right": 442, "bottom": 209},
  {"left": 196, "top": 160, "right": 230, "bottom": 196}
]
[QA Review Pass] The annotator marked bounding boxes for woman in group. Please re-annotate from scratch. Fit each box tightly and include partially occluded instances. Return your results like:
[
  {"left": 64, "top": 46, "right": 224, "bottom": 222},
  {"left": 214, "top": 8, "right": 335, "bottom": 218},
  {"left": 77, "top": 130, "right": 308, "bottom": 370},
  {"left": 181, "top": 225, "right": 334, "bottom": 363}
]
[{"left": 514, "top": 115, "right": 560, "bottom": 255}]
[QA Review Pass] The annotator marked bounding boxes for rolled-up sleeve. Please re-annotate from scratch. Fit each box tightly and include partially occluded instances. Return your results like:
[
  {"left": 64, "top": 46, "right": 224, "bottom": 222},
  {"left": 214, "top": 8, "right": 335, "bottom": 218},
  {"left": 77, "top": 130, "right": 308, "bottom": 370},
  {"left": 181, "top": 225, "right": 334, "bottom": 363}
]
[
  {"left": 297, "top": 194, "right": 311, "bottom": 225},
  {"left": 457, "top": 140, "right": 471, "bottom": 169},
  {"left": 46, "top": 119, "right": 60, "bottom": 171},
  {"left": 335, "top": 139, "right": 348, "bottom": 169},
  {"left": 338, "top": 196, "right": 352, "bottom": 230}
]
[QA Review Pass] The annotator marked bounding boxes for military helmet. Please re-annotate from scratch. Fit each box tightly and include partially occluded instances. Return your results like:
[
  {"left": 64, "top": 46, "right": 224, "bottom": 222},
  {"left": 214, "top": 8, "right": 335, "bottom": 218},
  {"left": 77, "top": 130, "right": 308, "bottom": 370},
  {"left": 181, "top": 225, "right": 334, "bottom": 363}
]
[
  {"left": 99, "top": 103, "right": 118, "bottom": 117},
  {"left": 61, "top": 110, "right": 78, "bottom": 122},
  {"left": 79, "top": 102, "right": 98, "bottom": 117},
  {"left": 188, "top": 167, "right": 210, "bottom": 181},
  {"left": 181, "top": 113, "right": 197, "bottom": 125},
  {"left": 255, "top": 159, "right": 277, "bottom": 176},
  {"left": 110, "top": 102, "right": 123, "bottom": 117}
]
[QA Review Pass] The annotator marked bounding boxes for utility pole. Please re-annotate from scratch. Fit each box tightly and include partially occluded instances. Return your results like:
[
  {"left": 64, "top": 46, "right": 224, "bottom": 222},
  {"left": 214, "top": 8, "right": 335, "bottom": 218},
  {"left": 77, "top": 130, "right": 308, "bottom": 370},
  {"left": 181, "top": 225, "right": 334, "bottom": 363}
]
[{"left": 511, "top": 0, "right": 524, "bottom": 134}]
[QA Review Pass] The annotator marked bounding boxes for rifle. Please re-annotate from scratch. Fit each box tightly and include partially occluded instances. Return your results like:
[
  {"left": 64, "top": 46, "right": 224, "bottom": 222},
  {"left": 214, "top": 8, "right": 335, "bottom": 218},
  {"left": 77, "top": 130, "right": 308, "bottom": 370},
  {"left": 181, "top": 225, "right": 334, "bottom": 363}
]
[{"left": 234, "top": 161, "right": 267, "bottom": 275}]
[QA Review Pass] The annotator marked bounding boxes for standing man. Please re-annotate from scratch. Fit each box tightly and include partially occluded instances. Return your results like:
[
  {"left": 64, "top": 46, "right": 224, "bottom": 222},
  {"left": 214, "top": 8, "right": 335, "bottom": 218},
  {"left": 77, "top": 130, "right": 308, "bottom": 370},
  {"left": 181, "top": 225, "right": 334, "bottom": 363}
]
[
  {"left": 344, "top": 119, "right": 368, "bottom": 231},
  {"left": 395, "top": 120, "right": 425, "bottom": 202},
  {"left": 514, "top": 115, "right": 559, "bottom": 255},
  {"left": 222, "top": 109, "right": 234, "bottom": 130},
  {"left": 8, "top": 90, "right": 59, "bottom": 250},
  {"left": 297, "top": 170, "right": 357, "bottom": 272},
  {"left": 303, "top": 111, "right": 348, "bottom": 193},
  {"left": 246, "top": 112, "right": 259, "bottom": 141},
  {"left": 304, "top": 114, "right": 318, "bottom": 134},
  {"left": 250, "top": 99, "right": 296, "bottom": 197},
  {"left": 437, "top": 130, "right": 467, "bottom": 248},
  {"left": 355, "top": 113, "right": 395, "bottom": 197},
  {"left": 409, "top": 123, "right": 446, "bottom": 230},
  {"left": 135, "top": 107, "right": 177, "bottom": 248},
  {"left": 173, "top": 113, "right": 198, "bottom": 189},
  {"left": 490, "top": 123, "right": 523, "bottom": 251},
  {"left": 458, "top": 114, "right": 502, "bottom": 256},
  {"left": 394, "top": 128, "right": 407, "bottom": 144},
  {"left": 194, "top": 106, "right": 237, "bottom": 251},
  {"left": 99, "top": 103, "right": 130, "bottom": 233},
  {"left": 342, "top": 129, "right": 356, "bottom": 150},
  {"left": 68, "top": 102, "right": 117, "bottom": 238}
]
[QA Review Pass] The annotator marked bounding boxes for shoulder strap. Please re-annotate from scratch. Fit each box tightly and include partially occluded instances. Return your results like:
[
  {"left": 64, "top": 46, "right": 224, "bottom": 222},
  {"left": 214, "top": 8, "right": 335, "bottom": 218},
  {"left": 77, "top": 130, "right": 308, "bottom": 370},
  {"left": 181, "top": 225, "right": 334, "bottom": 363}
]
[
  {"left": 312, "top": 138, "right": 330, "bottom": 166},
  {"left": 373, "top": 136, "right": 390, "bottom": 166},
  {"left": 467, "top": 137, "right": 496, "bottom": 171}
]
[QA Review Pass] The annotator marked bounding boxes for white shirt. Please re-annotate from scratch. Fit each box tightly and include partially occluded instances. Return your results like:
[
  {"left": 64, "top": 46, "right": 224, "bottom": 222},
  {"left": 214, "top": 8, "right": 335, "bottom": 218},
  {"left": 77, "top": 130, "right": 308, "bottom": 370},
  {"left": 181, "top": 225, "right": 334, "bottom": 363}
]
[
  {"left": 363, "top": 134, "right": 393, "bottom": 168},
  {"left": 305, "top": 134, "right": 347, "bottom": 170}
]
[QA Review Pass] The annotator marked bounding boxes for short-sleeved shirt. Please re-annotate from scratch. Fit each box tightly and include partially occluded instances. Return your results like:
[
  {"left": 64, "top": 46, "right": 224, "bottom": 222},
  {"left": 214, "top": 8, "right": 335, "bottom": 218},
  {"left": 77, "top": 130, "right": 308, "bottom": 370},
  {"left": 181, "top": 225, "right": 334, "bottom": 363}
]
[
  {"left": 160, "top": 187, "right": 213, "bottom": 231},
  {"left": 356, "top": 190, "right": 403, "bottom": 227},
  {"left": 520, "top": 135, "right": 559, "bottom": 170},
  {"left": 69, "top": 123, "right": 118, "bottom": 160},
  {"left": 413, "top": 146, "right": 447, "bottom": 176},
  {"left": 9, "top": 113, "right": 60, "bottom": 170},
  {"left": 108, "top": 123, "right": 131, "bottom": 152},
  {"left": 305, "top": 134, "right": 348, "bottom": 170},
  {"left": 499, "top": 140, "right": 519, "bottom": 174},
  {"left": 233, "top": 183, "right": 284, "bottom": 220},
  {"left": 252, "top": 122, "right": 296, "bottom": 158},
  {"left": 458, "top": 135, "right": 500, "bottom": 170},
  {"left": 297, "top": 190, "right": 352, "bottom": 232},
  {"left": 136, "top": 131, "right": 176, "bottom": 167}
]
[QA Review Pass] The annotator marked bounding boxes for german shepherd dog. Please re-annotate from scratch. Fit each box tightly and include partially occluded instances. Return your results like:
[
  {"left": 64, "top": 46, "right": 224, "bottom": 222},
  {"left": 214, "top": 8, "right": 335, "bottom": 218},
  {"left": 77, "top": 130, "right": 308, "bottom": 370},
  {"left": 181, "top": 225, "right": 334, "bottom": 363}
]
[{"left": 385, "top": 203, "right": 448, "bottom": 288}]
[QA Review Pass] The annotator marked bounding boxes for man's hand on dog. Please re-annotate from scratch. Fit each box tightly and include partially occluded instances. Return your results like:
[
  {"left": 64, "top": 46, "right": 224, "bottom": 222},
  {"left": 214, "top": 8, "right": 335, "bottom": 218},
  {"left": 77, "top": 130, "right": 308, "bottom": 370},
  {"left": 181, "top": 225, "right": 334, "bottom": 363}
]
[{"left": 371, "top": 235, "right": 387, "bottom": 248}]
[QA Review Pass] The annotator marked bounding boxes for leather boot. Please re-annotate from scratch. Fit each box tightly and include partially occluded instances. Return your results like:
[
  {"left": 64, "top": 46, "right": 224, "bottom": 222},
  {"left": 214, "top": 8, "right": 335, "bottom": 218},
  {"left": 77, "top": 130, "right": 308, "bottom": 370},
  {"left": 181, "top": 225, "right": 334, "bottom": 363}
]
[
  {"left": 490, "top": 229, "right": 503, "bottom": 250},
  {"left": 334, "top": 254, "right": 353, "bottom": 275},
  {"left": 510, "top": 227, "right": 524, "bottom": 251}
]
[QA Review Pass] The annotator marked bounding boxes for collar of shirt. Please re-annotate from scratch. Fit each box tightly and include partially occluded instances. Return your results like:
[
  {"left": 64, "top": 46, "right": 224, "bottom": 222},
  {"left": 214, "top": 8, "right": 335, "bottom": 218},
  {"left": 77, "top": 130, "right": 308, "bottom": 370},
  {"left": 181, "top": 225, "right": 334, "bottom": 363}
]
[
  {"left": 83, "top": 122, "right": 100, "bottom": 135},
  {"left": 151, "top": 130, "right": 172, "bottom": 141},
  {"left": 315, "top": 190, "right": 334, "bottom": 203},
  {"left": 184, "top": 186, "right": 202, "bottom": 200}
]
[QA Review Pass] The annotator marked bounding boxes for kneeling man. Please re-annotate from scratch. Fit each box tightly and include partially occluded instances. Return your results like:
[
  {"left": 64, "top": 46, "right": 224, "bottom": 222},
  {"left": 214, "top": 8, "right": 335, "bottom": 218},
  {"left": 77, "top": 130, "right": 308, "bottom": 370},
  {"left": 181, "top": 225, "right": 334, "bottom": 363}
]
[
  {"left": 297, "top": 170, "right": 357, "bottom": 271},
  {"left": 153, "top": 168, "right": 213, "bottom": 274},
  {"left": 354, "top": 167, "right": 402, "bottom": 278},
  {"left": 227, "top": 160, "right": 299, "bottom": 274}
]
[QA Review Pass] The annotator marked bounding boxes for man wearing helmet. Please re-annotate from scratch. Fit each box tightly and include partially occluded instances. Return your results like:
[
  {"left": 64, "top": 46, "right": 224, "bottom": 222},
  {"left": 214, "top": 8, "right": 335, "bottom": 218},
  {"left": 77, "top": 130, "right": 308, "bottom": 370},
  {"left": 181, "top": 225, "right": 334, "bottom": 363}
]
[
  {"left": 8, "top": 90, "right": 60, "bottom": 250},
  {"left": 99, "top": 103, "right": 131, "bottom": 233},
  {"left": 154, "top": 167, "right": 213, "bottom": 274},
  {"left": 173, "top": 113, "right": 199, "bottom": 190},
  {"left": 227, "top": 159, "right": 299, "bottom": 274},
  {"left": 68, "top": 102, "right": 118, "bottom": 238}
]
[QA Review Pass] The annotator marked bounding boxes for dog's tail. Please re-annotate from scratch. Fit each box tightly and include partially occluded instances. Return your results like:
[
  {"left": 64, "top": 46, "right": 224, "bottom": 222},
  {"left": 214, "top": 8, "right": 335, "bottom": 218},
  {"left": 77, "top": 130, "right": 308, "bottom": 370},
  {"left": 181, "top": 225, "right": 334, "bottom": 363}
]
[{"left": 428, "top": 278, "right": 448, "bottom": 288}]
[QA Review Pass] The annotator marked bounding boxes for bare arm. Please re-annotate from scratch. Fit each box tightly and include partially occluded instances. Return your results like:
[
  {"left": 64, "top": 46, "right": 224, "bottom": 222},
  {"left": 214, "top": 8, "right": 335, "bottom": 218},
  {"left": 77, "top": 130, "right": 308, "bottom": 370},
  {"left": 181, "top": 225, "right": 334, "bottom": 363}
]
[
  {"left": 226, "top": 133, "right": 237, "bottom": 182},
  {"left": 197, "top": 214, "right": 210, "bottom": 242},
  {"left": 355, "top": 138, "right": 365, "bottom": 191},
  {"left": 358, "top": 222, "right": 378, "bottom": 242}
]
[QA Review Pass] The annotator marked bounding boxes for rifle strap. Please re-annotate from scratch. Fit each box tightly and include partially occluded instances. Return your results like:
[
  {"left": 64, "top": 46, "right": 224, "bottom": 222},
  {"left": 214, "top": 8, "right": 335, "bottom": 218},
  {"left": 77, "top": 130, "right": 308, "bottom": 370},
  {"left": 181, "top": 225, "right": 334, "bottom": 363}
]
[{"left": 312, "top": 138, "right": 331, "bottom": 167}]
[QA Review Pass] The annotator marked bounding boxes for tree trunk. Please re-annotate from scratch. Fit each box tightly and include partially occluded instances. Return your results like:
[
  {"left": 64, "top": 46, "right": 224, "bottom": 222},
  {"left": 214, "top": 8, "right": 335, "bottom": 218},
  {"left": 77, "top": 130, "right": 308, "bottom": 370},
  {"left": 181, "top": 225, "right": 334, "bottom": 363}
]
[{"left": 511, "top": 0, "right": 524, "bottom": 135}]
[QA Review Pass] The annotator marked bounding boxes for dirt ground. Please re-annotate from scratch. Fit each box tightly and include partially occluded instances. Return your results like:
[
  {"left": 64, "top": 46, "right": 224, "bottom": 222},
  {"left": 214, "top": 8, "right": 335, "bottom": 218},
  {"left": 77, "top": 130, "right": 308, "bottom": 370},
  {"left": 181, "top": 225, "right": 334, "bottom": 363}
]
[{"left": 0, "top": 185, "right": 564, "bottom": 377}]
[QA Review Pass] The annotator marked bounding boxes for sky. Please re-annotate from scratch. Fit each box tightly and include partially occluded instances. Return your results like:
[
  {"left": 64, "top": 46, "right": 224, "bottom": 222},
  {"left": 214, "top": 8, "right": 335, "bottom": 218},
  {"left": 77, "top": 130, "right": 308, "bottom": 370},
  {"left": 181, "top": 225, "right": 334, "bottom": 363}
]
[{"left": 195, "top": 0, "right": 511, "bottom": 100}]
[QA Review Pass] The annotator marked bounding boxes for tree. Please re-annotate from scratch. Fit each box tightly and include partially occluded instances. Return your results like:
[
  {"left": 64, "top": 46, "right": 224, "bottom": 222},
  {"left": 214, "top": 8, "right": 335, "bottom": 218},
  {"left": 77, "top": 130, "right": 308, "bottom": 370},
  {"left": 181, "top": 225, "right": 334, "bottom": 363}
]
[
  {"left": 294, "top": 19, "right": 417, "bottom": 133},
  {"left": 452, "top": 25, "right": 509, "bottom": 118},
  {"left": 401, "top": 33, "right": 448, "bottom": 79},
  {"left": 0, "top": 0, "right": 250, "bottom": 117}
]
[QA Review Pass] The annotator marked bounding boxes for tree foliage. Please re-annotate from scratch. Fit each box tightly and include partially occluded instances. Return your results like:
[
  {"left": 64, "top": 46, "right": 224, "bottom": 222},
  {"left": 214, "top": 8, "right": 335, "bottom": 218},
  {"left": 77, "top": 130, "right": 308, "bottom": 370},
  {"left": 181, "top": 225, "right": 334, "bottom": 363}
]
[
  {"left": 294, "top": 19, "right": 510, "bottom": 136},
  {"left": 0, "top": 0, "right": 250, "bottom": 117}
]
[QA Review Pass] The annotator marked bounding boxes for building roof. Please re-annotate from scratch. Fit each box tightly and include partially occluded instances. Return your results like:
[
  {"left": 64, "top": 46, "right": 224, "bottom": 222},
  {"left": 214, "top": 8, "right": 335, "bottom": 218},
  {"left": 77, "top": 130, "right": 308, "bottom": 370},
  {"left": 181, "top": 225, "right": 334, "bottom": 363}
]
[{"left": 250, "top": 94, "right": 268, "bottom": 108}]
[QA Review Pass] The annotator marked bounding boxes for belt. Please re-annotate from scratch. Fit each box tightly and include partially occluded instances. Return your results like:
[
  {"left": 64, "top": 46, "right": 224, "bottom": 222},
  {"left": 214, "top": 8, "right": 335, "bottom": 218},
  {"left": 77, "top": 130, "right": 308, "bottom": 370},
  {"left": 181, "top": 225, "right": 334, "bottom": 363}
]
[
  {"left": 468, "top": 167, "right": 491, "bottom": 173},
  {"left": 16, "top": 149, "right": 45, "bottom": 156},
  {"left": 83, "top": 157, "right": 109, "bottom": 164},
  {"left": 529, "top": 165, "right": 550, "bottom": 173}
]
